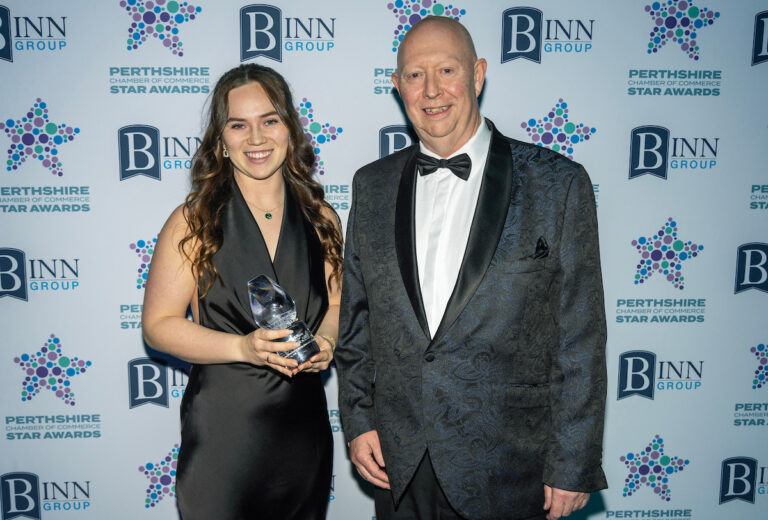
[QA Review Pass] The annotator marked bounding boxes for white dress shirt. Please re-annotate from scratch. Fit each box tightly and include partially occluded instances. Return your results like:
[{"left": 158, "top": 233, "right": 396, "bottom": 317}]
[{"left": 415, "top": 119, "right": 492, "bottom": 338}]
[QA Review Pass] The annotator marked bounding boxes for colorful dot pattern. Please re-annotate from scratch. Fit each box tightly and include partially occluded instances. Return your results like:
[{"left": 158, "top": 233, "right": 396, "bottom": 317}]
[
  {"left": 139, "top": 444, "right": 179, "bottom": 508},
  {"left": 631, "top": 218, "right": 702, "bottom": 290},
  {"left": 120, "top": 0, "right": 202, "bottom": 57},
  {"left": 297, "top": 99, "right": 342, "bottom": 176},
  {"left": 13, "top": 334, "right": 91, "bottom": 406},
  {"left": 751, "top": 343, "right": 766, "bottom": 390},
  {"left": 1, "top": 99, "right": 80, "bottom": 177},
  {"left": 521, "top": 99, "right": 595, "bottom": 160},
  {"left": 130, "top": 238, "right": 157, "bottom": 289},
  {"left": 620, "top": 435, "right": 689, "bottom": 501},
  {"left": 387, "top": 1, "right": 466, "bottom": 52},
  {"left": 645, "top": 1, "right": 720, "bottom": 60}
]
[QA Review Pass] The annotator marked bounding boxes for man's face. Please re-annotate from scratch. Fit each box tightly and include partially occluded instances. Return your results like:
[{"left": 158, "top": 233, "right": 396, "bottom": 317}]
[{"left": 392, "top": 22, "right": 486, "bottom": 157}]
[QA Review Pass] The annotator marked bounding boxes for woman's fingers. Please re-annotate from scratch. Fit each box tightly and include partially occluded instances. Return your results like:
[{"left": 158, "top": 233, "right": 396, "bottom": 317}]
[
  {"left": 297, "top": 338, "right": 334, "bottom": 373},
  {"left": 264, "top": 351, "right": 298, "bottom": 376}
]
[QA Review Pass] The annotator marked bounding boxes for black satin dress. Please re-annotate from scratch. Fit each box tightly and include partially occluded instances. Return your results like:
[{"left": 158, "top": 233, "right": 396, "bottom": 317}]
[{"left": 176, "top": 181, "right": 332, "bottom": 520}]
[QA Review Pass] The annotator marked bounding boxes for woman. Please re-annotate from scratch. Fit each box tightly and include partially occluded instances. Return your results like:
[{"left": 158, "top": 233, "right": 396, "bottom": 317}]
[{"left": 142, "top": 64, "right": 343, "bottom": 519}]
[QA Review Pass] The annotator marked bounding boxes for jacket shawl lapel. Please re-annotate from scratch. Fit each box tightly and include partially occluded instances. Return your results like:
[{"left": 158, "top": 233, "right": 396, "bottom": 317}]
[
  {"left": 430, "top": 122, "right": 515, "bottom": 345},
  {"left": 394, "top": 150, "right": 431, "bottom": 340}
]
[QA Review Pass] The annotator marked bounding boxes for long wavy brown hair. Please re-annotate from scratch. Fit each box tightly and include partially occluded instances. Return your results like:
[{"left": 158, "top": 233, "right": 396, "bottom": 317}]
[{"left": 179, "top": 64, "right": 343, "bottom": 297}]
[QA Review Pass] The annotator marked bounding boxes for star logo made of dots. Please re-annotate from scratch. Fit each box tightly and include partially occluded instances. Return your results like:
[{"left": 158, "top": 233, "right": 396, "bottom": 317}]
[
  {"left": 139, "top": 445, "right": 179, "bottom": 508},
  {"left": 751, "top": 343, "right": 767, "bottom": 390},
  {"left": 620, "top": 435, "right": 689, "bottom": 501},
  {"left": 1, "top": 99, "right": 80, "bottom": 177},
  {"left": 297, "top": 99, "right": 343, "bottom": 176},
  {"left": 521, "top": 99, "right": 596, "bottom": 160},
  {"left": 120, "top": 0, "right": 202, "bottom": 57},
  {"left": 13, "top": 334, "right": 92, "bottom": 406},
  {"left": 631, "top": 218, "right": 702, "bottom": 290},
  {"left": 130, "top": 238, "right": 157, "bottom": 289},
  {"left": 644, "top": 1, "right": 720, "bottom": 60},
  {"left": 387, "top": 1, "right": 467, "bottom": 52}
]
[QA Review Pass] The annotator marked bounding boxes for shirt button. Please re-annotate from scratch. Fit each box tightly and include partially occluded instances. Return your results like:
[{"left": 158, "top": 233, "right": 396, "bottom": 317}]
[{"left": 424, "top": 353, "right": 435, "bottom": 362}]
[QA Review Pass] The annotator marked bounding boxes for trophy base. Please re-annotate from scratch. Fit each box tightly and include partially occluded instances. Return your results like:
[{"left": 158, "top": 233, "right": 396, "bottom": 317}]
[
  {"left": 276, "top": 321, "right": 320, "bottom": 364},
  {"left": 282, "top": 341, "right": 320, "bottom": 364}
]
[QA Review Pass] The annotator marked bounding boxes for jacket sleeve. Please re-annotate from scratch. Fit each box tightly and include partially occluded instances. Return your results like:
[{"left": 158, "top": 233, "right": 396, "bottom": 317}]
[
  {"left": 335, "top": 172, "right": 377, "bottom": 443},
  {"left": 544, "top": 165, "right": 608, "bottom": 492}
]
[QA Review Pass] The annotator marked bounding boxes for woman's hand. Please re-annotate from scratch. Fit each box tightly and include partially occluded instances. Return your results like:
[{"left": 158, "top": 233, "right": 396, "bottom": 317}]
[
  {"left": 239, "top": 328, "right": 299, "bottom": 377},
  {"left": 295, "top": 335, "right": 335, "bottom": 374}
]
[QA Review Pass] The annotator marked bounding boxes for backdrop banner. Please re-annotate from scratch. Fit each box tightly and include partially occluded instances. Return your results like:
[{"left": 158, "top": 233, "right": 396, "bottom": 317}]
[{"left": 1, "top": 1, "right": 766, "bottom": 519}]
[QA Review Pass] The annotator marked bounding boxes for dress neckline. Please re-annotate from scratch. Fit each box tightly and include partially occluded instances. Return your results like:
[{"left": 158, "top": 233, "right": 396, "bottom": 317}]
[{"left": 232, "top": 178, "right": 287, "bottom": 266}]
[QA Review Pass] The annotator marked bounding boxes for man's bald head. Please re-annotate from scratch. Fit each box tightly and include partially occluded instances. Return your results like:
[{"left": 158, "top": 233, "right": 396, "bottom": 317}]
[
  {"left": 396, "top": 16, "right": 478, "bottom": 72},
  {"left": 391, "top": 15, "right": 487, "bottom": 157}
]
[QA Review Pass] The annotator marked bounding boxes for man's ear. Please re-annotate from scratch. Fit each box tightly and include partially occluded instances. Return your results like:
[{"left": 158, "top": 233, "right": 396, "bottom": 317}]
[
  {"left": 473, "top": 58, "right": 487, "bottom": 96},
  {"left": 392, "top": 71, "right": 400, "bottom": 93}
]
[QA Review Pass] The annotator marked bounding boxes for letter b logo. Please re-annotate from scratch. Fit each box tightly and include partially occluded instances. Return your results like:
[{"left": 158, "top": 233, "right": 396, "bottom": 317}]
[
  {"left": 629, "top": 126, "right": 669, "bottom": 180},
  {"left": 735, "top": 243, "right": 768, "bottom": 294},
  {"left": 1, "top": 472, "right": 41, "bottom": 520},
  {"left": 501, "top": 7, "right": 542, "bottom": 63},
  {"left": 0, "top": 248, "right": 27, "bottom": 302},
  {"left": 241, "top": 5, "right": 282, "bottom": 62},
  {"left": 128, "top": 358, "right": 169, "bottom": 408},
  {"left": 617, "top": 350, "right": 656, "bottom": 400},
  {"left": 379, "top": 125, "right": 417, "bottom": 158},
  {"left": 118, "top": 125, "right": 161, "bottom": 181},
  {"left": 719, "top": 457, "right": 757, "bottom": 504},
  {"left": 0, "top": 6, "right": 12, "bottom": 63}
]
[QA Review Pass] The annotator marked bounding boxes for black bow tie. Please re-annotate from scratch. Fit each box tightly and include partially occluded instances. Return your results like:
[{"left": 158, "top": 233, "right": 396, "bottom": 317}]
[{"left": 415, "top": 152, "right": 472, "bottom": 181}]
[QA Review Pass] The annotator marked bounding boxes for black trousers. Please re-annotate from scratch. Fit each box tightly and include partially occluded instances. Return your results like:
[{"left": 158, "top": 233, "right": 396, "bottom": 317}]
[
  {"left": 374, "top": 452, "right": 465, "bottom": 519},
  {"left": 374, "top": 452, "right": 548, "bottom": 520}
]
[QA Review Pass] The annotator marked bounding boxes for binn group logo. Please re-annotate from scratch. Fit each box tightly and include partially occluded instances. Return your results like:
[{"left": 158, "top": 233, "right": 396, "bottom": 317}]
[
  {"left": 13, "top": 334, "right": 91, "bottom": 407},
  {"left": 617, "top": 350, "right": 703, "bottom": 400},
  {"left": 239, "top": 4, "right": 336, "bottom": 62},
  {"left": 501, "top": 7, "right": 594, "bottom": 63},
  {"left": 735, "top": 243, "right": 768, "bottom": 294},
  {"left": 0, "top": 472, "right": 92, "bottom": 519},
  {"left": 139, "top": 445, "right": 179, "bottom": 509},
  {"left": 0, "top": 248, "right": 81, "bottom": 301},
  {"left": 620, "top": 434, "right": 689, "bottom": 501},
  {"left": 119, "top": 0, "right": 202, "bottom": 57},
  {"left": 629, "top": 126, "right": 719, "bottom": 179},
  {"left": 631, "top": 218, "right": 702, "bottom": 290},
  {"left": 754, "top": 11, "right": 768, "bottom": 66},
  {"left": 297, "top": 99, "right": 342, "bottom": 176},
  {"left": 719, "top": 457, "right": 765, "bottom": 504},
  {"left": 521, "top": 99, "right": 595, "bottom": 160},
  {"left": 129, "top": 238, "right": 156, "bottom": 289},
  {"left": 644, "top": 1, "right": 719, "bottom": 60},
  {"left": 0, "top": 5, "right": 69, "bottom": 62},
  {"left": 386, "top": 1, "right": 466, "bottom": 52},
  {"left": 118, "top": 125, "right": 201, "bottom": 180},
  {"left": 2, "top": 99, "right": 80, "bottom": 178}
]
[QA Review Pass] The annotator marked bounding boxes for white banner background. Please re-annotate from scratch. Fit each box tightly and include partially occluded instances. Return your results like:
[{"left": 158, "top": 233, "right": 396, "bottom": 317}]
[{"left": 1, "top": 1, "right": 766, "bottom": 519}]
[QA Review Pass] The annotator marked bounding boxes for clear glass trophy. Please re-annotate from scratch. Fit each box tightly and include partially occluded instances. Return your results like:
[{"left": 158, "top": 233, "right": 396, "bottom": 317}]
[{"left": 247, "top": 275, "right": 320, "bottom": 364}]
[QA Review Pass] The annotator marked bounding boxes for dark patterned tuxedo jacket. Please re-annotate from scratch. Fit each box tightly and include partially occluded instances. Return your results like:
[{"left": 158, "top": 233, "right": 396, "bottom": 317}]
[{"left": 336, "top": 120, "right": 607, "bottom": 520}]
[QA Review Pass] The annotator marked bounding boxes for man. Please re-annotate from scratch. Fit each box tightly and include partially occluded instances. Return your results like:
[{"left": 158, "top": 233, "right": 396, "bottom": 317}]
[{"left": 336, "top": 16, "right": 607, "bottom": 520}]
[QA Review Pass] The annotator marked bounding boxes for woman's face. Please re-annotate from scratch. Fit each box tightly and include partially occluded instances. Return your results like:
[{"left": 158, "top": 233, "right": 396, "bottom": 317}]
[{"left": 221, "top": 81, "right": 290, "bottom": 183}]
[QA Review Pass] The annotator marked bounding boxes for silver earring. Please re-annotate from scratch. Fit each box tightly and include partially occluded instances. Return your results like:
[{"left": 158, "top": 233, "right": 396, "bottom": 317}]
[{"left": 222, "top": 145, "right": 229, "bottom": 158}]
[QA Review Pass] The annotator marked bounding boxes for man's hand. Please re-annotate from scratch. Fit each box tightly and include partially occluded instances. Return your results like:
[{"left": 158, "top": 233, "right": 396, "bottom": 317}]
[
  {"left": 349, "top": 430, "right": 390, "bottom": 489},
  {"left": 543, "top": 485, "right": 589, "bottom": 520}
]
